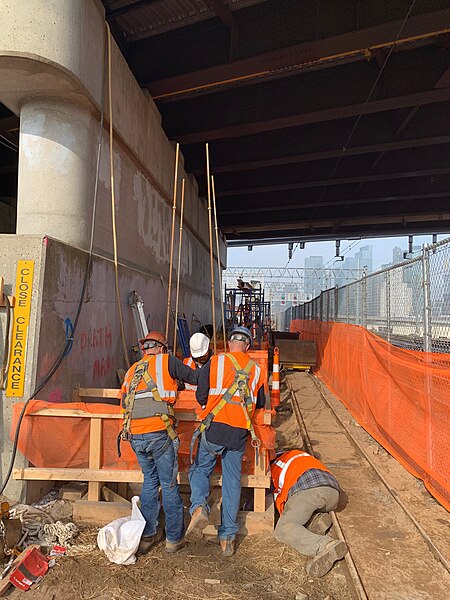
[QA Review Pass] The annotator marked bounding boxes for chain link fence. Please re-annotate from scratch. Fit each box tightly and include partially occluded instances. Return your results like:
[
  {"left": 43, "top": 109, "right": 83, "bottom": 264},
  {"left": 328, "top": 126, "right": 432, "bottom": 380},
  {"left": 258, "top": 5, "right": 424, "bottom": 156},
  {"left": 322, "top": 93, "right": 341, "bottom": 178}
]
[{"left": 281, "top": 238, "right": 450, "bottom": 359}]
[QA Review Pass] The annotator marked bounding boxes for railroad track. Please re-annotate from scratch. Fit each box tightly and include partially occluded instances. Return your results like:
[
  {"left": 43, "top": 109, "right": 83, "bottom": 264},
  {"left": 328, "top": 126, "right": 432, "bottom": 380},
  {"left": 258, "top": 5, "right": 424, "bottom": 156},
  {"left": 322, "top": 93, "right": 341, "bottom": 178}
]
[{"left": 286, "top": 372, "right": 450, "bottom": 600}]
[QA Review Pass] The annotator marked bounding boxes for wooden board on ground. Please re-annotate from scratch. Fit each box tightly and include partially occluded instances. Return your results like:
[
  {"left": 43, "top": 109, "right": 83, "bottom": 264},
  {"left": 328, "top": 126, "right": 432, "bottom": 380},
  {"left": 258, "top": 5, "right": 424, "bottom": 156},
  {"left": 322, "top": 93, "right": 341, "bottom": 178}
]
[
  {"left": 102, "top": 486, "right": 130, "bottom": 505},
  {"left": 203, "top": 505, "right": 274, "bottom": 537},
  {"left": 59, "top": 482, "right": 88, "bottom": 501},
  {"left": 73, "top": 501, "right": 131, "bottom": 524}
]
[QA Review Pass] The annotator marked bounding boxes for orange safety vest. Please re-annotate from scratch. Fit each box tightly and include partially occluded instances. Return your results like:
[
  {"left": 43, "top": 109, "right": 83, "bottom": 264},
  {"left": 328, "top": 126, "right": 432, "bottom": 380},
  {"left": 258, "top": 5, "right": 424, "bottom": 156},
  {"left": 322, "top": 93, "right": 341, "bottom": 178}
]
[
  {"left": 183, "top": 357, "right": 197, "bottom": 390},
  {"left": 271, "top": 450, "right": 331, "bottom": 514},
  {"left": 121, "top": 354, "right": 178, "bottom": 435},
  {"left": 198, "top": 351, "right": 262, "bottom": 429}
]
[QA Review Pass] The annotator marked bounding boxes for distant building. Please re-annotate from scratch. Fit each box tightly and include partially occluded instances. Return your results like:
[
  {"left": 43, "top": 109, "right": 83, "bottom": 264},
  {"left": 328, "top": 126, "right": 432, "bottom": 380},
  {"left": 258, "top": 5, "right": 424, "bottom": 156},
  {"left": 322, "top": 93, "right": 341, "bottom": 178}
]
[
  {"left": 304, "top": 256, "right": 324, "bottom": 300},
  {"left": 392, "top": 246, "right": 403, "bottom": 264},
  {"left": 354, "top": 245, "right": 373, "bottom": 273}
]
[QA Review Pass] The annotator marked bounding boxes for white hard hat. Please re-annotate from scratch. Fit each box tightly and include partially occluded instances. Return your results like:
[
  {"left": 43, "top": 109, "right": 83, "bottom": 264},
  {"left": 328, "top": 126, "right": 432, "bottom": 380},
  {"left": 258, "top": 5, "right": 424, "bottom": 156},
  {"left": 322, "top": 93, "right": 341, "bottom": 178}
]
[{"left": 190, "top": 332, "right": 210, "bottom": 358}]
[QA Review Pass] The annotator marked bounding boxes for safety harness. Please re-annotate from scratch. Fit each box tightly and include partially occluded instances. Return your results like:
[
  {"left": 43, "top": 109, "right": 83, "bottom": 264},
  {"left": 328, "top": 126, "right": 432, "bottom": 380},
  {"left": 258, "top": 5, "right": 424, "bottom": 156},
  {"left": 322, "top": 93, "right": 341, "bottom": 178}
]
[
  {"left": 190, "top": 353, "right": 260, "bottom": 463},
  {"left": 118, "top": 358, "right": 179, "bottom": 485}
]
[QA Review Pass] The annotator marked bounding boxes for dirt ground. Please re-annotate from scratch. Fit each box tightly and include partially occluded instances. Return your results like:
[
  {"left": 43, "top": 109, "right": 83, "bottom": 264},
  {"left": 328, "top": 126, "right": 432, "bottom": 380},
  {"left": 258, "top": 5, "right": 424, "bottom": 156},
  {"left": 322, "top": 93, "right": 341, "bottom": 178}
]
[
  {"left": 288, "top": 372, "right": 450, "bottom": 600},
  {"left": 14, "top": 527, "right": 350, "bottom": 600},
  {"left": 4, "top": 387, "right": 351, "bottom": 600}
]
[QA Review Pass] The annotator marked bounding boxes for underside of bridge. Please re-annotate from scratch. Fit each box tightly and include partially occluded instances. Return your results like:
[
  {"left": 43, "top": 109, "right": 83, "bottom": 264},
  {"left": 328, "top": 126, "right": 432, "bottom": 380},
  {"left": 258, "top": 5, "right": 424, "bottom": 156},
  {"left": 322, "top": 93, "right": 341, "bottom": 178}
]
[{"left": 101, "top": 0, "right": 450, "bottom": 246}]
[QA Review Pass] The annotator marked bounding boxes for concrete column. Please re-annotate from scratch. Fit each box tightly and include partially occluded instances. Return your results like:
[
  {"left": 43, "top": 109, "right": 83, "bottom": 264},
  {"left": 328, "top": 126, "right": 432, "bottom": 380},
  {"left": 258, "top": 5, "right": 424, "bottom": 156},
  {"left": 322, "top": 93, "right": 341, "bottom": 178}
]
[{"left": 16, "top": 98, "right": 97, "bottom": 249}]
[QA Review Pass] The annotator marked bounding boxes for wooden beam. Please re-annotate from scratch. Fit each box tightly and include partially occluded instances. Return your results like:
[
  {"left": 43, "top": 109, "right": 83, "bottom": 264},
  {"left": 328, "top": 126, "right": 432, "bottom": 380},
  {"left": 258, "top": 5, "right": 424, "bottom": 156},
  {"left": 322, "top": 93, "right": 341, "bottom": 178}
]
[
  {"left": 73, "top": 500, "right": 130, "bottom": 524},
  {"left": 77, "top": 387, "right": 121, "bottom": 399},
  {"left": 147, "top": 10, "right": 450, "bottom": 99},
  {"left": 13, "top": 467, "right": 271, "bottom": 488},
  {"left": 88, "top": 418, "right": 103, "bottom": 501},
  {"left": 29, "top": 406, "right": 198, "bottom": 422},
  {"left": 203, "top": 505, "right": 274, "bottom": 536},
  {"left": 102, "top": 486, "right": 131, "bottom": 505}
]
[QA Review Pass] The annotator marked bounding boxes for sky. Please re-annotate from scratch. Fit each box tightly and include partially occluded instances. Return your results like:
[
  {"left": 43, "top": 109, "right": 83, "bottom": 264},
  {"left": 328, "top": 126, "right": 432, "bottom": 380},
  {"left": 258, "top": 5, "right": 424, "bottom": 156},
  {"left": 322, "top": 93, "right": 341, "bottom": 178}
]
[{"left": 227, "top": 234, "right": 450, "bottom": 272}]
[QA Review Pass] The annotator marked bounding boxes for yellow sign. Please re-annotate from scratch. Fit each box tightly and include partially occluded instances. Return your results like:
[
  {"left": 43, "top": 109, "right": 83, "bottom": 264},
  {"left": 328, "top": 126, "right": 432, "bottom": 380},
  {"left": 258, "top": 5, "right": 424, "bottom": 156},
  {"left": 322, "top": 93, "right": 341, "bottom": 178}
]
[{"left": 6, "top": 261, "right": 34, "bottom": 397}]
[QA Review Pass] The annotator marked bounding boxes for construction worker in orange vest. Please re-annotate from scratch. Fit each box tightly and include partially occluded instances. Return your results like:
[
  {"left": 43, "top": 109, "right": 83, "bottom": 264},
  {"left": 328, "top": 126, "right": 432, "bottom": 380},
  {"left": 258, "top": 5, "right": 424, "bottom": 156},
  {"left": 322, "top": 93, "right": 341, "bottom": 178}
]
[
  {"left": 183, "top": 332, "right": 212, "bottom": 391},
  {"left": 185, "top": 326, "right": 265, "bottom": 556},
  {"left": 119, "top": 331, "right": 198, "bottom": 555},
  {"left": 271, "top": 449, "right": 348, "bottom": 578}
]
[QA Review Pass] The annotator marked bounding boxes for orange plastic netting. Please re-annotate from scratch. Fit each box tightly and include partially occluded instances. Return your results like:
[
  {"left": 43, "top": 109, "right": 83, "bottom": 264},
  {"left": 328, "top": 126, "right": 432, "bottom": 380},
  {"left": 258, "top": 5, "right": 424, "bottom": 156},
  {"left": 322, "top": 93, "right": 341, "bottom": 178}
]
[
  {"left": 11, "top": 393, "right": 275, "bottom": 476},
  {"left": 290, "top": 319, "right": 450, "bottom": 511}
]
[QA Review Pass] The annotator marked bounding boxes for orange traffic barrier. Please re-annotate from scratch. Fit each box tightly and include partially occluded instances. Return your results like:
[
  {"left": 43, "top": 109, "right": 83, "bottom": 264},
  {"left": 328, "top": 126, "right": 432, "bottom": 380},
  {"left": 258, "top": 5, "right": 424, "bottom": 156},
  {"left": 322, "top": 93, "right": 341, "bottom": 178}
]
[
  {"left": 290, "top": 319, "right": 450, "bottom": 511},
  {"left": 271, "top": 347, "right": 281, "bottom": 408}
]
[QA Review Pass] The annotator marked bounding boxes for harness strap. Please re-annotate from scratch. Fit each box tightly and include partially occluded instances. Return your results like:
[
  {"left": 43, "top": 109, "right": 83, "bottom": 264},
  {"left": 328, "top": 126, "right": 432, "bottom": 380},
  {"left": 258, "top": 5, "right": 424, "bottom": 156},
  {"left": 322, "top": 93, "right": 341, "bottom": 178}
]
[
  {"left": 190, "top": 354, "right": 260, "bottom": 463},
  {"left": 118, "top": 359, "right": 178, "bottom": 459}
]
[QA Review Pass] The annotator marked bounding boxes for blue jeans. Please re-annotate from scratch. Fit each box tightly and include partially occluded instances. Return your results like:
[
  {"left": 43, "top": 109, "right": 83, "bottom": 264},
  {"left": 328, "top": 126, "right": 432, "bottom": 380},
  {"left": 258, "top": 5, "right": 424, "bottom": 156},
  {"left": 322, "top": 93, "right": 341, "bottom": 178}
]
[
  {"left": 189, "top": 433, "right": 245, "bottom": 540},
  {"left": 131, "top": 431, "right": 184, "bottom": 542}
]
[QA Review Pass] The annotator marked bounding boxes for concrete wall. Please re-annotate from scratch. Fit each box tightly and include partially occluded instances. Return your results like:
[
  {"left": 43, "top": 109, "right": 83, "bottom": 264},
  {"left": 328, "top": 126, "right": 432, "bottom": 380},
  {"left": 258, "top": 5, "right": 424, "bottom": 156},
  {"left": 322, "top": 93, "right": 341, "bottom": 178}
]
[
  {"left": 0, "top": 235, "right": 46, "bottom": 501},
  {"left": 0, "top": 0, "right": 226, "bottom": 267},
  {"left": 0, "top": 0, "right": 227, "bottom": 501}
]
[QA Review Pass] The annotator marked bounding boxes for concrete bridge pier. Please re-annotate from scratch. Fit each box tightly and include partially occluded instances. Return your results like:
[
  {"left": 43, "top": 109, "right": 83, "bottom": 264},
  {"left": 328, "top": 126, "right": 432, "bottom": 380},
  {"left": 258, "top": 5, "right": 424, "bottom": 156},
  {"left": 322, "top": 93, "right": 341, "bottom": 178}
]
[{"left": 17, "top": 98, "right": 97, "bottom": 249}]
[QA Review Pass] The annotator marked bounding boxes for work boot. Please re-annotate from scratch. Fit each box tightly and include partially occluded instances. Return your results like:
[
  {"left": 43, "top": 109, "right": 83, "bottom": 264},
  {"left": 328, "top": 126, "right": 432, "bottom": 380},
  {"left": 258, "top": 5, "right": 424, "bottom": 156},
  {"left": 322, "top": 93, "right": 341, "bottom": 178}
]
[
  {"left": 165, "top": 538, "right": 186, "bottom": 554},
  {"left": 138, "top": 529, "right": 164, "bottom": 555},
  {"left": 220, "top": 538, "right": 235, "bottom": 557},
  {"left": 308, "top": 512, "right": 332, "bottom": 536},
  {"left": 185, "top": 506, "right": 209, "bottom": 541},
  {"left": 306, "top": 539, "right": 348, "bottom": 578}
]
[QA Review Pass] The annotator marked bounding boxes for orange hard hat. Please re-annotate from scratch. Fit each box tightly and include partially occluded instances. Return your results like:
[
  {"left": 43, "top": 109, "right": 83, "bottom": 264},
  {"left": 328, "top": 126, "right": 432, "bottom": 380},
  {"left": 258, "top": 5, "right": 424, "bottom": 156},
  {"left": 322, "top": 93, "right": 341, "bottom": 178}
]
[{"left": 140, "top": 331, "right": 168, "bottom": 350}]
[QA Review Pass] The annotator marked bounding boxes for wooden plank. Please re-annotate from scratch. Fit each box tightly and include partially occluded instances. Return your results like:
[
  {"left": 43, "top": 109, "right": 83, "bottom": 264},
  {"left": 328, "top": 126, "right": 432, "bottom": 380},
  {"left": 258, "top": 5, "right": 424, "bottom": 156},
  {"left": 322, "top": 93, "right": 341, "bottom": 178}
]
[
  {"left": 102, "top": 486, "right": 131, "bottom": 505},
  {"left": 77, "top": 388, "right": 121, "bottom": 399},
  {"left": 31, "top": 408, "right": 123, "bottom": 419},
  {"left": 203, "top": 505, "right": 274, "bottom": 536},
  {"left": 253, "top": 488, "right": 267, "bottom": 513},
  {"left": 73, "top": 501, "right": 130, "bottom": 525},
  {"left": 14, "top": 468, "right": 271, "bottom": 488},
  {"left": 88, "top": 418, "right": 102, "bottom": 501},
  {"left": 59, "top": 482, "right": 88, "bottom": 501},
  {"left": 29, "top": 407, "right": 196, "bottom": 420}
]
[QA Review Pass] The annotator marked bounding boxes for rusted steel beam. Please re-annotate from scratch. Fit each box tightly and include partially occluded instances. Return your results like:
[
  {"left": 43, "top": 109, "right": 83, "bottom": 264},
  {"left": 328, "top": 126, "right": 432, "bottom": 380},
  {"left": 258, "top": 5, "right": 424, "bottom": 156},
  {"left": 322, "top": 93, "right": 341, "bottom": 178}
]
[
  {"left": 147, "top": 10, "right": 450, "bottom": 100},
  {"left": 191, "top": 134, "right": 450, "bottom": 175},
  {"left": 175, "top": 87, "right": 450, "bottom": 144},
  {"left": 217, "top": 166, "right": 450, "bottom": 197}
]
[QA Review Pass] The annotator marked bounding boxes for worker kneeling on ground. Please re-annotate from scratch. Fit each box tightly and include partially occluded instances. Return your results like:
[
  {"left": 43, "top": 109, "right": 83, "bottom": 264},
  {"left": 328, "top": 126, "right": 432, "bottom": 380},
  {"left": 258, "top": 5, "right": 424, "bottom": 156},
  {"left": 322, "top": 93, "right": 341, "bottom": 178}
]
[
  {"left": 183, "top": 332, "right": 212, "bottom": 390},
  {"left": 185, "top": 326, "right": 265, "bottom": 557},
  {"left": 119, "top": 331, "right": 198, "bottom": 555},
  {"left": 271, "top": 449, "right": 348, "bottom": 578}
]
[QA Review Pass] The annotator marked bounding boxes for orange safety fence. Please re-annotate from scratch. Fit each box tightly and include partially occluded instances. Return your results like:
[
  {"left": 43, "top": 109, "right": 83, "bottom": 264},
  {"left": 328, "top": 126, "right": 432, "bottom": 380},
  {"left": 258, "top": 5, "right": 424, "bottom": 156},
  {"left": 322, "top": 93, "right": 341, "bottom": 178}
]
[
  {"left": 11, "top": 392, "right": 275, "bottom": 477},
  {"left": 290, "top": 319, "right": 450, "bottom": 511}
]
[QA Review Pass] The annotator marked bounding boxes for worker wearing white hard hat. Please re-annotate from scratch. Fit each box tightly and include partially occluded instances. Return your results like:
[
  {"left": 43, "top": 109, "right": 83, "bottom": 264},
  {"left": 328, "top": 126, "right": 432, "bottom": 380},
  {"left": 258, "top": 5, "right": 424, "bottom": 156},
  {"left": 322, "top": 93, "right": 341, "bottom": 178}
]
[{"left": 183, "top": 332, "right": 212, "bottom": 390}]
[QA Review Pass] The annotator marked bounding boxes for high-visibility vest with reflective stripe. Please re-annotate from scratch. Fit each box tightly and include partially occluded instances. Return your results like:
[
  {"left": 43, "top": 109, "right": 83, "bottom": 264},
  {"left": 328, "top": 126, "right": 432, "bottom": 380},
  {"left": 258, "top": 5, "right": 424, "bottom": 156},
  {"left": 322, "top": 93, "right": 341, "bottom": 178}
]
[
  {"left": 121, "top": 354, "right": 178, "bottom": 434},
  {"left": 271, "top": 450, "right": 331, "bottom": 514},
  {"left": 183, "top": 357, "right": 197, "bottom": 390},
  {"left": 198, "top": 351, "right": 262, "bottom": 429}
]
